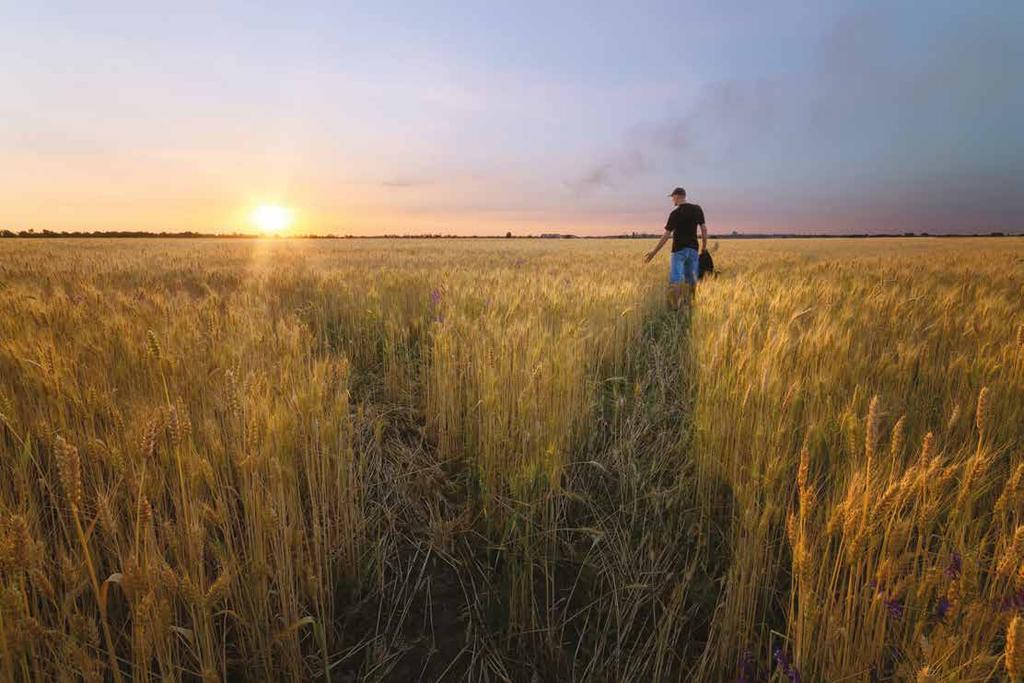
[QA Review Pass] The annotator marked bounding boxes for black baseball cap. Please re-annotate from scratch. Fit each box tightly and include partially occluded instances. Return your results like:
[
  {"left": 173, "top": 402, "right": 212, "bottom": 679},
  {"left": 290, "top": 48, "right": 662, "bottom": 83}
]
[{"left": 668, "top": 187, "right": 686, "bottom": 197}]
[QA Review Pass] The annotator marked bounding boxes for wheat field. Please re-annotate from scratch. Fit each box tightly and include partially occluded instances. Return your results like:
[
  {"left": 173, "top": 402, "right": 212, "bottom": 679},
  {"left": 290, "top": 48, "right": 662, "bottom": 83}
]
[{"left": 0, "top": 237, "right": 1022, "bottom": 682}]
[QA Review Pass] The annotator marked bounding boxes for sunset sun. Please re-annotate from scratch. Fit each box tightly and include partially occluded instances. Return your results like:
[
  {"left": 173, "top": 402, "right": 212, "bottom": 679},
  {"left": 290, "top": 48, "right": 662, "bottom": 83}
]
[{"left": 250, "top": 204, "right": 294, "bottom": 234}]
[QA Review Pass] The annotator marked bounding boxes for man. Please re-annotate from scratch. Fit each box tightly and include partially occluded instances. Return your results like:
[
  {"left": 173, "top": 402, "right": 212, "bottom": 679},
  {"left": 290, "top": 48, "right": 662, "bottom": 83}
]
[{"left": 644, "top": 187, "right": 707, "bottom": 309}]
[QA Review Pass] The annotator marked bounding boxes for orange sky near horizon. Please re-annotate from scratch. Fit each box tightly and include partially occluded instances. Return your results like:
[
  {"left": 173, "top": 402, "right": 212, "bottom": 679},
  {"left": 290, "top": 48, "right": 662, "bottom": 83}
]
[
  {"left": 0, "top": 156, "right": 685, "bottom": 235},
  {"left": 1, "top": 148, "right": 670, "bottom": 235}
]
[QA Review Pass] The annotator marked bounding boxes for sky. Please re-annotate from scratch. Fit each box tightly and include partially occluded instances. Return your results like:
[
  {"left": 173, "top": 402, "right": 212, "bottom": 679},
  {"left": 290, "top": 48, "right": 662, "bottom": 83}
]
[{"left": 1, "top": 1, "right": 1022, "bottom": 235}]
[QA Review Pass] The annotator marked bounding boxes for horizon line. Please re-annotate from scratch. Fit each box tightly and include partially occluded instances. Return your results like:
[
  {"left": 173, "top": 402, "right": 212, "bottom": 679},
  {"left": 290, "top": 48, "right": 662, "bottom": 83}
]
[{"left": 2, "top": 229, "right": 1022, "bottom": 240}]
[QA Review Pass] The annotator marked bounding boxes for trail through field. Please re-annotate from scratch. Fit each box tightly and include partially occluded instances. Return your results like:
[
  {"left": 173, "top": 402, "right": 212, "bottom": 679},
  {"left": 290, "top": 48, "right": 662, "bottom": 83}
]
[{"left": 330, "top": 302, "right": 727, "bottom": 682}]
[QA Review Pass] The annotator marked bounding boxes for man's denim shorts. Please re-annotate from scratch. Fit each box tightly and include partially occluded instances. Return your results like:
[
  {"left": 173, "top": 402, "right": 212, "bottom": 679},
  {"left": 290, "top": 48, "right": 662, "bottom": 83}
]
[{"left": 669, "top": 248, "right": 700, "bottom": 286}]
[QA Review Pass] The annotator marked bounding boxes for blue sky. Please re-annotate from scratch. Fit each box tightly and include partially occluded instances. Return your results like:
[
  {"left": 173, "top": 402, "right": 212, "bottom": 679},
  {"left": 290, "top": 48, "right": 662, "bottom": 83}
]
[{"left": 1, "top": 1, "right": 1021, "bottom": 233}]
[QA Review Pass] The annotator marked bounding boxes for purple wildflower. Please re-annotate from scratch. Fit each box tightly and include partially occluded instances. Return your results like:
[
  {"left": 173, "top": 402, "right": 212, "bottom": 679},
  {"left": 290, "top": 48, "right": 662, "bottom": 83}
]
[
  {"left": 774, "top": 645, "right": 801, "bottom": 683},
  {"left": 933, "top": 596, "right": 950, "bottom": 621},
  {"left": 885, "top": 596, "right": 904, "bottom": 620},
  {"left": 945, "top": 552, "right": 962, "bottom": 580}
]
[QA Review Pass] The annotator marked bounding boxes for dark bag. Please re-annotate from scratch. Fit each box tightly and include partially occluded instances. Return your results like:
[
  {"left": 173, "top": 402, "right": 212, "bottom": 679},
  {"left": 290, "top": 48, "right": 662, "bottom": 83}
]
[{"left": 698, "top": 250, "right": 715, "bottom": 279}]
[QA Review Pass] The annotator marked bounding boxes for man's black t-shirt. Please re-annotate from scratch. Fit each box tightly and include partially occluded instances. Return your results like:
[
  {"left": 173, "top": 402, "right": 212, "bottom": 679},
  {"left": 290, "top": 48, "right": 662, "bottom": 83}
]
[{"left": 665, "top": 203, "right": 705, "bottom": 252}]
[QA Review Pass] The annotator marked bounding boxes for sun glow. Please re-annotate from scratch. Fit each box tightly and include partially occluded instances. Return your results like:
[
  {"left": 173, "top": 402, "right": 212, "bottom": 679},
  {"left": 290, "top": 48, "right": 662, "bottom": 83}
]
[{"left": 250, "top": 204, "right": 294, "bottom": 234}]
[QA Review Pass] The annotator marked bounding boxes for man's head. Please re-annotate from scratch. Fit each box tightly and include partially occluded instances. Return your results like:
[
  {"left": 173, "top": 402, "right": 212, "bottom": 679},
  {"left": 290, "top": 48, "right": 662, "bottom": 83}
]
[{"left": 669, "top": 187, "right": 686, "bottom": 206}]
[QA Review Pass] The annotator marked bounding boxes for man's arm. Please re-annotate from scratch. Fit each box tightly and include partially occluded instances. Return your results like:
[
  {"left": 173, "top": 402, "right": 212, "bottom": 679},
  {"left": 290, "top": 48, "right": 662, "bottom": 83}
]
[
  {"left": 699, "top": 223, "right": 707, "bottom": 253},
  {"left": 644, "top": 231, "right": 671, "bottom": 263}
]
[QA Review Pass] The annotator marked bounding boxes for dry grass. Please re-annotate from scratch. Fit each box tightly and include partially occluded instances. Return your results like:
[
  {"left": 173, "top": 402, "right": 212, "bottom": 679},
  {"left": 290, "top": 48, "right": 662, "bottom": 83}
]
[{"left": 0, "top": 236, "right": 1022, "bottom": 681}]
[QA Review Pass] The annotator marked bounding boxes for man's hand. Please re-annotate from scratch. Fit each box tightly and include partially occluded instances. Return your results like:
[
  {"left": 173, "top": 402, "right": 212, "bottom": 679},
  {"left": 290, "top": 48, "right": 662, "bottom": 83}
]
[{"left": 647, "top": 231, "right": 671, "bottom": 263}]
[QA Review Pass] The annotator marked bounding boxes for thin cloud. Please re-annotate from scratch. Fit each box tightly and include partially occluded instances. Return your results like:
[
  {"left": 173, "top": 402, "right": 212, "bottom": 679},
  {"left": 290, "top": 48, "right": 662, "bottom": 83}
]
[
  {"left": 379, "top": 178, "right": 432, "bottom": 188},
  {"left": 569, "top": 80, "right": 775, "bottom": 194},
  {"left": 567, "top": 150, "right": 651, "bottom": 193}
]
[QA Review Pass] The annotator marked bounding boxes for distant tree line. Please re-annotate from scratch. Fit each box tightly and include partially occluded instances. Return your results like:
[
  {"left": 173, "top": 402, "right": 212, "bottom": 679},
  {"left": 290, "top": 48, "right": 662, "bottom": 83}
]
[
  {"left": 0, "top": 229, "right": 255, "bottom": 239},
  {"left": 705, "top": 231, "right": 1012, "bottom": 239}
]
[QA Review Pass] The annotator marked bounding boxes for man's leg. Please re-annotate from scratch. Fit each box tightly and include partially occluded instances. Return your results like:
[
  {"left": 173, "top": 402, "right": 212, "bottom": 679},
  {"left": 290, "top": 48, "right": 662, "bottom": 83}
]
[
  {"left": 681, "top": 248, "right": 699, "bottom": 306},
  {"left": 667, "top": 252, "right": 684, "bottom": 311}
]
